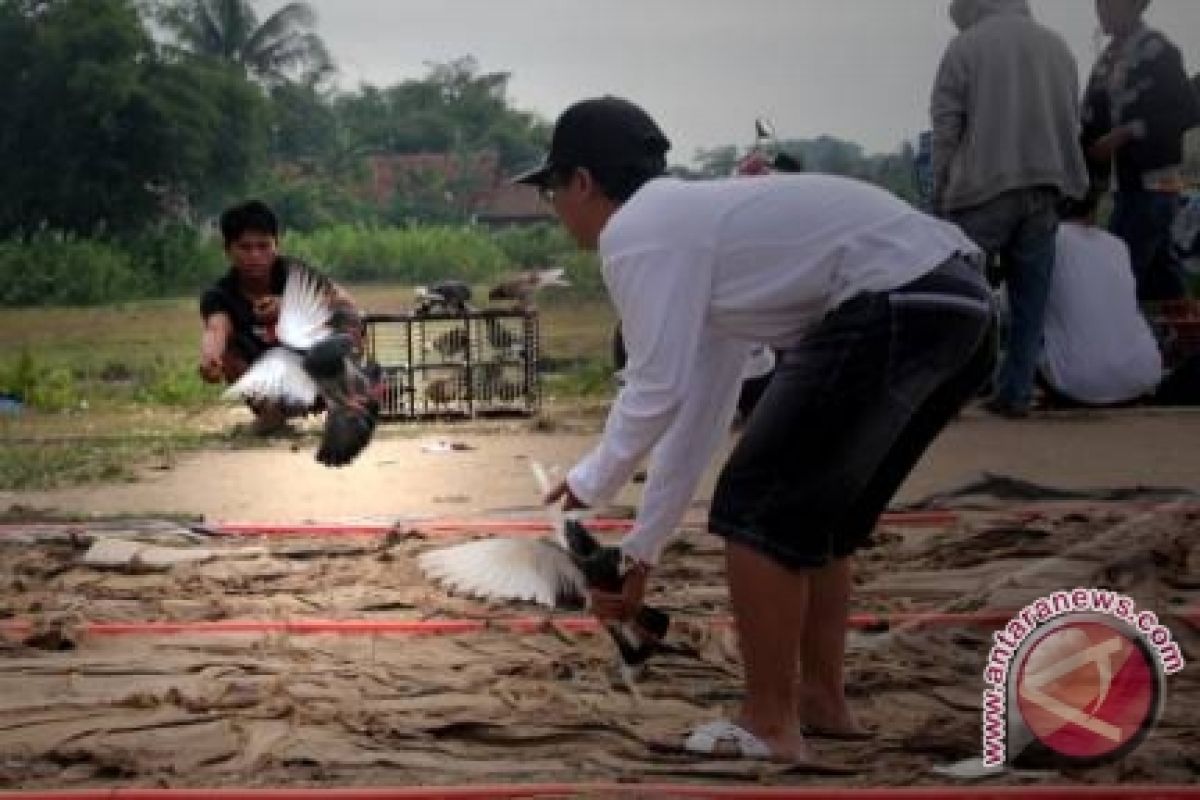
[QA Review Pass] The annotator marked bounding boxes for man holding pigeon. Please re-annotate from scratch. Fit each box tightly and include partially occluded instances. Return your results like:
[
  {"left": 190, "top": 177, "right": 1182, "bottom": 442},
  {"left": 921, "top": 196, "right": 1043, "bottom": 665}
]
[
  {"left": 199, "top": 200, "right": 361, "bottom": 434},
  {"left": 528, "top": 96, "right": 995, "bottom": 765}
]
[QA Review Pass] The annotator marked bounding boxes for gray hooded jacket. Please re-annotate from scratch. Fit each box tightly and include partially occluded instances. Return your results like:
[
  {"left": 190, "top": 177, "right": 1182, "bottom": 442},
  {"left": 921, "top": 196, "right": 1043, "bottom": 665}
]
[{"left": 931, "top": 0, "right": 1088, "bottom": 212}]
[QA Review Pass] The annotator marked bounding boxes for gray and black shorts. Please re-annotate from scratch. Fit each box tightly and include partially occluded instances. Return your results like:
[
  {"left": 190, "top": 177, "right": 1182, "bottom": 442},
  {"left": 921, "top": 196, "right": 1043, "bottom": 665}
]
[{"left": 709, "top": 254, "right": 996, "bottom": 569}]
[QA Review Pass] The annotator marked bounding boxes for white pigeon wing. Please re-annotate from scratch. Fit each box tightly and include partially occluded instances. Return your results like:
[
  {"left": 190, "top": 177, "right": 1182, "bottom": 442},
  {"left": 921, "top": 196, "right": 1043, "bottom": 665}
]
[
  {"left": 275, "top": 264, "right": 334, "bottom": 350},
  {"left": 223, "top": 348, "right": 318, "bottom": 407},
  {"left": 418, "top": 538, "right": 586, "bottom": 608}
]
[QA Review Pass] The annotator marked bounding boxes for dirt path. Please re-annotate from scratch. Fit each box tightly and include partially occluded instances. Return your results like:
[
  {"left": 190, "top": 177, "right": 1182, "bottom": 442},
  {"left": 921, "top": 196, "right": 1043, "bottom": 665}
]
[
  {"left": 1, "top": 499, "right": 1195, "bottom": 789},
  {"left": 7, "top": 407, "right": 1200, "bottom": 523},
  {"left": 1, "top": 407, "right": 1198, "bottom": 790}
]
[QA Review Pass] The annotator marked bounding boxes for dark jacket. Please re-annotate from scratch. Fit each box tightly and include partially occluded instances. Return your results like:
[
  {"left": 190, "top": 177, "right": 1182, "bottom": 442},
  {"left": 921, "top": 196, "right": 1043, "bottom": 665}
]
[{"left": 1082, "top": 27, "right": 1200, "bottom": 193}]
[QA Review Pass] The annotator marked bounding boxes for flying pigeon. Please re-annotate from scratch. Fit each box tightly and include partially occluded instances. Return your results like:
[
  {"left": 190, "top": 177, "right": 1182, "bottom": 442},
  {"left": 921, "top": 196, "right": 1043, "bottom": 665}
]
[
  {"left": 418, "top": 463, "right": 670, "bottom": 681},
  {"left": 414, "top": 280, "right": 473, "bottom": 315},
  {"left": 487, "top": 267, "right": 570, "bottom": 312},
  {"left": 223, "top": 264, "right": 381, "bottom": 467}
]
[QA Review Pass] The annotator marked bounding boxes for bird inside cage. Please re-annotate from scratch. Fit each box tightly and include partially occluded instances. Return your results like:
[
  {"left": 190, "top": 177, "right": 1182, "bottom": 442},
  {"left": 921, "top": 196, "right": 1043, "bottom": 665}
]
[
  {"left": 488, "top": 267, "right": 570, "bottom": 311},
  {"left": 478, "top": 363, "right": 524, "bottom": 403},
  {"left": 427, "top": 326, "right": 469, "bottom": 359},
  {"left": 484, "top": 318, "right": 521, "bottom": 353},
  {"left": 425, "top": 376, "right": 460, "bottom": 405}
]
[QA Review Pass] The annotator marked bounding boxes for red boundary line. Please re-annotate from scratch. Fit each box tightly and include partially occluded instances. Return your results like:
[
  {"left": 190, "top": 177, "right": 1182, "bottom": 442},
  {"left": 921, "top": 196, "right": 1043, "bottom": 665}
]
[
  {"left": 2, "top": 610, "right": 1196, "bottom": 638},
  {"left": 0, "top": 510, "right": 958, "bottom": 539},
  {"left": 1, "top": 783, "right": 1198, "bottom": 799},
  {"left": 3, "top": 500, "right": 1193, "bottom": 539},
  {"left": 211, "top": 509, "right": 959, "bottom": 534}
]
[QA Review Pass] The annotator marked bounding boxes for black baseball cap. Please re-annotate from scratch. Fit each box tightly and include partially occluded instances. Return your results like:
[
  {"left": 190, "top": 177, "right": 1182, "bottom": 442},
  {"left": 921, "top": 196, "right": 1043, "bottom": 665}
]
[{"left": 513, "top": 96, "right": 671, "bottom": 187}]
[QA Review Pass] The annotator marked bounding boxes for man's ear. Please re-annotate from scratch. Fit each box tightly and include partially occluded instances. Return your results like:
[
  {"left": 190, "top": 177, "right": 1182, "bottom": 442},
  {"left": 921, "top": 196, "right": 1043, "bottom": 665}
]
[{"left": 575, "top": 167, "right": 596, "bottom": 198}]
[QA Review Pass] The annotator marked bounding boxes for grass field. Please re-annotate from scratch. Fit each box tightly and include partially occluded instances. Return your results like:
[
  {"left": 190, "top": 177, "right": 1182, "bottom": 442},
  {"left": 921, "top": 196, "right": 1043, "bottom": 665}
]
[{"left": 0, "top": 283, "right": 617, "bottom": 492}]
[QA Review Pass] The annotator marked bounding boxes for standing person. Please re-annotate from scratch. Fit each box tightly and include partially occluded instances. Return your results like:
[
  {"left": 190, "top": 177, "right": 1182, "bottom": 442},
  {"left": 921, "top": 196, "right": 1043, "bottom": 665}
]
[
  {"left": 199, "top": 200, "right": 360, "bottom": 434},
  {"left": 1082, "top": 0, "right": 1200, "bottom": 303},
  {"left": 529, "top": 96, "right": 995, "bottom": 764},
  {"left": 930, "top": 0, "right": 1088, "bottom": 418},
  {"left": 1038, "top": 195, "right": 1162, "bottom": 407}
]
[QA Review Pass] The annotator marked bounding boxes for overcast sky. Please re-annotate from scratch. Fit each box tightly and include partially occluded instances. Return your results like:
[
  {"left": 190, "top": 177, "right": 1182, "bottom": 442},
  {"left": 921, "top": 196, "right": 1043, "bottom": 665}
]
[{"left": 268, "top": 0, "right": 1200, "bottom": 164}]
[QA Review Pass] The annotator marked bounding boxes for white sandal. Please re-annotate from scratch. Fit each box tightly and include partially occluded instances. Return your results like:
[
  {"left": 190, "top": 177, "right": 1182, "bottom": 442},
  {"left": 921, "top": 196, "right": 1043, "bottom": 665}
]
[{"left": 683, "top": 719, "right": 774, "bottom": 759}]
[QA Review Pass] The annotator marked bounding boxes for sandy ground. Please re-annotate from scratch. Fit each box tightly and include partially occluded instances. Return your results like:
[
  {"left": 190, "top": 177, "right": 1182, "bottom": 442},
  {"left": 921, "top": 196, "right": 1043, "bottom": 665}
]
[
  {"left": 0, "top": 501, "right": 1196, "bottom": 790},
  {"left": 1, "top": 407, "right": 1198, "bottom": 790},
  {"left": 6, "top": 406, "right": 1200, "bottom": 524}
]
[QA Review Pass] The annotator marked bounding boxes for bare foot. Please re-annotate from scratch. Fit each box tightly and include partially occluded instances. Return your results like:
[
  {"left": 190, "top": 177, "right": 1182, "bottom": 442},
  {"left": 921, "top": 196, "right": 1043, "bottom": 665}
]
[{"left": 796, "top": 686, "right": 871, "bottom": 739}]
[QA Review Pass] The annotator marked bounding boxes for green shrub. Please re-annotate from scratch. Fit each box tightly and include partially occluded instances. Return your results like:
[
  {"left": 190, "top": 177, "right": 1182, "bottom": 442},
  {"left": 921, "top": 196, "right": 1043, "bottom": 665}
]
[
  {"left": 123, "top": 225, "right": 225, "bottom": 296},
  {"left": 287, "top": 224, "right": 511, "bottom": 284},
  {"left": 0, "top": 350, "right": 80, "bottom": 412},
  {"left": 0, "top": 233, "right": 146, "bottom": 306},
  {"left": 490, "top": 223, "right": 575, "bottom": 267},
  {"left": 0, "top": 222, "right": 607, "bottom": 308},
  {"left": 136, "top": 358, "right": 218, "bottom": 407}
]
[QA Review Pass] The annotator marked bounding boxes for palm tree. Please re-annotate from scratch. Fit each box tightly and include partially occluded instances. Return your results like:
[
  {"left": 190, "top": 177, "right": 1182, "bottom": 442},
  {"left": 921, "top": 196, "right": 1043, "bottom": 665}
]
[{"left": 155, "top": 0, "right": 334, "bottom": 85}]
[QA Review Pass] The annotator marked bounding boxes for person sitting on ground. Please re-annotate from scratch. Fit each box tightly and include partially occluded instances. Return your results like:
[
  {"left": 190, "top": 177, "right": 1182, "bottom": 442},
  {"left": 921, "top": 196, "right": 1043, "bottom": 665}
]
[
  {"left": 529, "top": 96, "right": 995, "bottom": 765},
  {"left": 1037, "top": 194, "right": 1163, "bottom": 407},
  {"left": 198, "top": 200, "right": 360, "bottom": 434}
]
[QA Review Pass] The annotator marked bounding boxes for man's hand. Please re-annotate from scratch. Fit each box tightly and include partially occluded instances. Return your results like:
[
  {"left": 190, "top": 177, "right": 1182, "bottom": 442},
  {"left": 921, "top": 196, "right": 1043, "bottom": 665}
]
[
  {"left": 589, "top": 558, "right": 650, "bottom": 622},
  {"left": 199, "top": 313, "right": 232, "bottom": 384},
  {"left": 1088, "top": 125, "right": 1136, "bottom": 162},
  {"left": 198, "top": 357, "right": 223, "bottom": 383},
  {"left": 199, "top": 338, "right": 225, "bottom": 383},
  {"left": 544, "top": 478, "right": 589, "bottom": 512}
]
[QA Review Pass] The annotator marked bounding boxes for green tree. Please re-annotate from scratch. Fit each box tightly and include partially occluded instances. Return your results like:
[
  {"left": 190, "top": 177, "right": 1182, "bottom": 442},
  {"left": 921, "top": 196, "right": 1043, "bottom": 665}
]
[
  {"left": 0, "top": 0, "right": 267, "bottom": 235},
  {"left": 268, "top": 81, "right": 340, "bottom": 165},
  {"left": 334, "top": 58, "right": 548, "bottom": 173},
  {"left": 153, "top": 0, "right": 333, "bottom": 85}
]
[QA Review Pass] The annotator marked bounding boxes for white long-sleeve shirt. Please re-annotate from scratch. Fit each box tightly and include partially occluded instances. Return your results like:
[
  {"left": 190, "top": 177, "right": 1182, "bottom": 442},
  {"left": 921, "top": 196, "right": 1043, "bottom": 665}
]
[
  {"left": 566, "top": 174, "right": 980, "bottom": 564},
  {"left": 1039, "top": 223, "right": 1162, "bottom": 405}
]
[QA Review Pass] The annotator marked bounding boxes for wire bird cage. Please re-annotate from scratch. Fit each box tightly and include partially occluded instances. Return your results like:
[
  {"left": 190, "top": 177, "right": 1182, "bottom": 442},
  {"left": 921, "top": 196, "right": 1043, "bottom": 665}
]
[{"left": 363, "top": 310, "right": 540, "bottom": 419}]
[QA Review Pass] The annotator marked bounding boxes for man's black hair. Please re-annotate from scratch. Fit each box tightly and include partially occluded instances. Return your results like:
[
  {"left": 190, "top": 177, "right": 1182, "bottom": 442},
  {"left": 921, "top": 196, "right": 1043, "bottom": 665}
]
[
  {"left": 219, "top": 200, "right": 279, "bottom": 246},
  {"left": 554, "top": 156, "right": 667, "bottom": 206}
]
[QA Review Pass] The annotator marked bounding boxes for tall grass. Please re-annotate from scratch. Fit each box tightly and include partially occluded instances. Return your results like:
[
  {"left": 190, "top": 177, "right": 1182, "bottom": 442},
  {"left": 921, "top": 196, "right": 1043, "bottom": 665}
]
[
  {"left": 0, "top": 222, "right": 604, "bottom": 307},
  {"left": 0, "top": 228, "right": 222, "bottom": 307},
  {"left": 0, "top": 235, "right": 144, "bottom": 306},
  {"left": 287, "top": 224, "right": 511, "bottom": 284}
]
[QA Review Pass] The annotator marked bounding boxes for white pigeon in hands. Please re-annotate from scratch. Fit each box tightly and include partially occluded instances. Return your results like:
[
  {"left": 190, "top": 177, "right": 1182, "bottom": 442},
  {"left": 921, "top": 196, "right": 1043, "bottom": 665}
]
[
  {"left": 418, "top": 463, "right": 671, "bottom": 680},
  {"left": 224, "top": 264, "right": 381, "bottom": 467}
]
